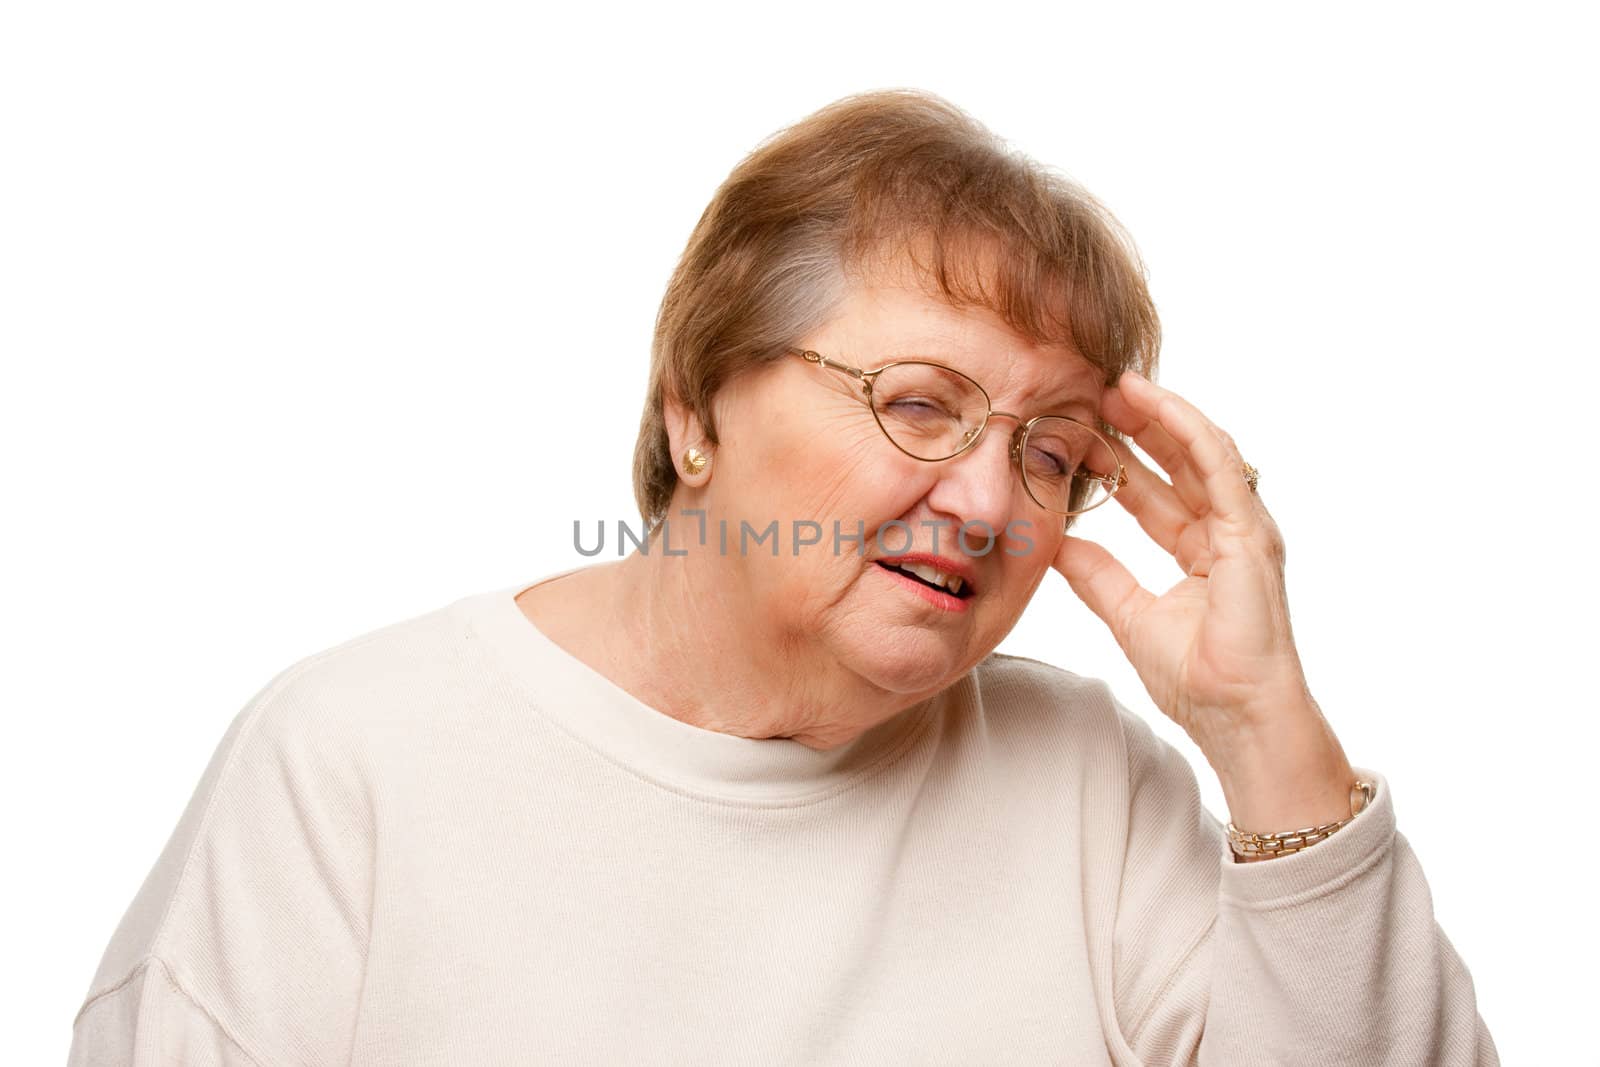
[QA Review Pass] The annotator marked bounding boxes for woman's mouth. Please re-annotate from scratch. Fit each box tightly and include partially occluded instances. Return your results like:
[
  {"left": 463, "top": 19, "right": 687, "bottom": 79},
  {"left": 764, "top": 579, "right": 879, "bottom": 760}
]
[
  {"left": 873, "top": 558, "right": 975, "bottom": 612},
  {"left": 874, "top": 559, "right": 969, "bottom": 597}
]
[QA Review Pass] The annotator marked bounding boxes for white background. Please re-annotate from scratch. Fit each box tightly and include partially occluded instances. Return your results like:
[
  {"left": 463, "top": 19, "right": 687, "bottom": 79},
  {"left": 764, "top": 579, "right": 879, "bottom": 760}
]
[{"left": 5, "top": 2, "right": 1595, "bottom": 1062}]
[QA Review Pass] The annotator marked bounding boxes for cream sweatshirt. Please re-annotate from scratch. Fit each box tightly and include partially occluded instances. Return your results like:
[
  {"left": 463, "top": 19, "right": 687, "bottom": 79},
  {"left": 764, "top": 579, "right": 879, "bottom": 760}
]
[{"left": 68, "top": 575, "right": 1499, "bottom": 1065}]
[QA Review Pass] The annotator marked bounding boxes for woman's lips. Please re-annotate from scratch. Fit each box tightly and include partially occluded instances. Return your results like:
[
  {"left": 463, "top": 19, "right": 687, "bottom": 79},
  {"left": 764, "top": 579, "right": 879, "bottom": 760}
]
[
  {"left": 869, "top": 552, "right": 978, "bottom": 595},
  {"left": 873, "top": 560, "right": 971, "bottom": 614}
]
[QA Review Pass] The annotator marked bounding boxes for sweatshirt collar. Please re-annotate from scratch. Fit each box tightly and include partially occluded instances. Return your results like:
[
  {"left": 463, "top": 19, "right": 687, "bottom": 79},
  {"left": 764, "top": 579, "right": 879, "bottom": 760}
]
[{"left": 459, "top": 568, "right": 942, "bottom": 807}]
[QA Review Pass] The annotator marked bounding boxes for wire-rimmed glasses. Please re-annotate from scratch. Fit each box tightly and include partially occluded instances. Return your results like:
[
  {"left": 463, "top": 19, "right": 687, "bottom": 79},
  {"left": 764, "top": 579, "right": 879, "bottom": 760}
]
[{"left": 789, "top": 347, "right": 1128, "bottom": 517}]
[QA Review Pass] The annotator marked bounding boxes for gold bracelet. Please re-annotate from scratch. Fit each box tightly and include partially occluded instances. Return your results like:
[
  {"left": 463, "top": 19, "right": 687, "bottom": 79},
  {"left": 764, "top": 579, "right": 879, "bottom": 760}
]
[{"left": 1225, "top": 778, "right": 1375, "bottom": 863}]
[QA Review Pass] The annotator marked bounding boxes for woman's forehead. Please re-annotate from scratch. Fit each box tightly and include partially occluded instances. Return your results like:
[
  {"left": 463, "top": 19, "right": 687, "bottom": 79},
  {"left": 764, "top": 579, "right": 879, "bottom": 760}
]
[{"left": 823, "top": 278, "right": 1105, "bottom": 413}]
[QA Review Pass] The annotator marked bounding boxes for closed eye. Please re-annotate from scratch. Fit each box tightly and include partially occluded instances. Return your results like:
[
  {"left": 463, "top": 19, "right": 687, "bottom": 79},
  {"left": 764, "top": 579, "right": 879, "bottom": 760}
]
[
  {"left": 1024, "top": 443, "right": 1071, "bottom": 476},
  {"left": 885, "top": 396, "right": 956, "bottom": 418}
]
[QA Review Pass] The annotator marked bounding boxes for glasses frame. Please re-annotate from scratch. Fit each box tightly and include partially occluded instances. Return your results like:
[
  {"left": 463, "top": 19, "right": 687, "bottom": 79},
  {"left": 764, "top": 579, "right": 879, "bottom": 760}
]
[{"left": 789, "top": 347, "right": 1129, "bottom": 518}]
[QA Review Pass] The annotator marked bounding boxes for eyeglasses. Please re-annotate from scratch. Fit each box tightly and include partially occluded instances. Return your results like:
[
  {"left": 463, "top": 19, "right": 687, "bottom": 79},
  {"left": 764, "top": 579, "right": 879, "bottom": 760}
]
[{"left": 789, "top": 347, "right": 1128, "bottom": 517}]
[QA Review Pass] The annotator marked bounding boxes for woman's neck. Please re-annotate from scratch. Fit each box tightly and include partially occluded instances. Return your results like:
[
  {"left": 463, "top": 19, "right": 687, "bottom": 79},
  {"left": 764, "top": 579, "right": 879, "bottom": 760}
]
[{"left": 584, "top": 547, "right": 908, "bottom": 750}]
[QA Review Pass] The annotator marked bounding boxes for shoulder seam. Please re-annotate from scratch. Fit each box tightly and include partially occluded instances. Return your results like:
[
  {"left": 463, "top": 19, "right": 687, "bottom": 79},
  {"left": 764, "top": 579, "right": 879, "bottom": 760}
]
[
  {"left": 1124, "top": 913, "right": 1218, "bottom": 1047},
  {"left": 71, "top": 955, "right": 270, "bottom": 1066},
  {"left": 144, "top": 623, "right": 399, "bottom": 961},
  {"left": 73, "top": 956, "right": 149, "bottom": 1026},
  {"left": 150, "top": 956, "right": 270, "bottom": 1066}
]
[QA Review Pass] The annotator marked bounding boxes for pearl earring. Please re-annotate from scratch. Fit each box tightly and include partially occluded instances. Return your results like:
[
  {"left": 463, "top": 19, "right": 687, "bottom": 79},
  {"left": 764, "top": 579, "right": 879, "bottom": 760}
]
[{"left": 682, "top": 447, "right": 709, "bottom": 476}]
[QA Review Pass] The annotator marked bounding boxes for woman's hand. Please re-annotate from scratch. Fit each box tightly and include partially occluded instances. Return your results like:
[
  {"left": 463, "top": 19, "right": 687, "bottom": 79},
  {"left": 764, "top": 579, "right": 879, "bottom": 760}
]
[{"left": 1051, "top": 369, "right": 1356, "bottom": 833}]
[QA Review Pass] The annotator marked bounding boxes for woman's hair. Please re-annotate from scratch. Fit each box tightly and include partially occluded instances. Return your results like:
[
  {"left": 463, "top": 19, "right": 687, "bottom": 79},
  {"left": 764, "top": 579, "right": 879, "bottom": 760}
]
[{"left": 632, "top": 88, "right": 1161, "bottom": 531}]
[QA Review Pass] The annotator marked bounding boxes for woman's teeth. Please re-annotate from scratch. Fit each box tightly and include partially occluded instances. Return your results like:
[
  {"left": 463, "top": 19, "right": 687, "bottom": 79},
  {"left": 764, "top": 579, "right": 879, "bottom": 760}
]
[{"left": 884, "top": 561, "right": 965, "bottom": 596}]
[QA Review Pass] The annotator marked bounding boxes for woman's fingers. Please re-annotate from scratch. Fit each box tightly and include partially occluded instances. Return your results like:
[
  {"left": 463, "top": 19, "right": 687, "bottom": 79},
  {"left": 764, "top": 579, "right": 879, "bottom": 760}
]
[
  {"left": 1113, "top": 370, "right": 1264, "bottom": 533},
  {"left": 1052, "top": 533, "right": 1154, "bottom": 644},
  {"left": 1101, "top": 385, "right": 1211, "bottom": 516},
  {"left": 1101, "top": 434, "right": 1214, "bottom": 573}
]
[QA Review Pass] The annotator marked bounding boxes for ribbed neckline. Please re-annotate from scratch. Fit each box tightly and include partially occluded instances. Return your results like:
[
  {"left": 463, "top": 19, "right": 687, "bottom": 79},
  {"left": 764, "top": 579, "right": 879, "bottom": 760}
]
[{"left": 457, "top": 567, "right": 942, "bottom": 807}]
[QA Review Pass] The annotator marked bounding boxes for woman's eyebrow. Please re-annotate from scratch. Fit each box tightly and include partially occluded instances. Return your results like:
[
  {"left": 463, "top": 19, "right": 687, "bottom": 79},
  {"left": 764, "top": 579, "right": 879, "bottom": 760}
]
[
  {"left": 1031, "top": 398, "right": 1100, "bottom": 425},
  {"left": 884, "top": 345, "right": 1102, "bottom": 416},
  {"left": 1057, "top": 396, "right": 1101, "bottom": 419},
  {"left": 1023, "top": 381, "right": 1101, "bottom": 419}
]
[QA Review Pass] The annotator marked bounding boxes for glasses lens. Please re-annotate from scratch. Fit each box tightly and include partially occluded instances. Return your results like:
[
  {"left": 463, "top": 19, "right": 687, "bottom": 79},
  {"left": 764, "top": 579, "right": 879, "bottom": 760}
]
[
  {"left": 868, "top": 362, "right": 988, "bottom": 460},
  {"left": 1019, "top": 417, "right": 1122, "bottom": 515}
]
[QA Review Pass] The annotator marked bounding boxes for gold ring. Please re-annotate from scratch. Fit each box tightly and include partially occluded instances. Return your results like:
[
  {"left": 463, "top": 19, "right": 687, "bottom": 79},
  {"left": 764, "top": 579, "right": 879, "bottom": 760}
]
[{"left": 1241, "top": 461, "right": 1260, "bottom": 493}]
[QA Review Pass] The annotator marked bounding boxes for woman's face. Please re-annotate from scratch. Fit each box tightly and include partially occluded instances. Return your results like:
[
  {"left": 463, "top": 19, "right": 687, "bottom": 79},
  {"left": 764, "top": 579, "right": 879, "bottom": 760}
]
[{"left": 685, "top": 273, "right": 1107, "bottom": 705}]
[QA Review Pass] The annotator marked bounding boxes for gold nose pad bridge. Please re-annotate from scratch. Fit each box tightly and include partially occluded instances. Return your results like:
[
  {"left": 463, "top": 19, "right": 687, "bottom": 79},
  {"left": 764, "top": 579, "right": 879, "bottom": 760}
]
[{"left": 1006, "top": 424, "right": 1028, "bottom": 465}]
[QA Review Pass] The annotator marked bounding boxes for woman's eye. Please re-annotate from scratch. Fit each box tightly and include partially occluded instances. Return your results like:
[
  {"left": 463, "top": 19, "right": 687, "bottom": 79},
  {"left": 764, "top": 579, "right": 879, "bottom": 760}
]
[
  {"left": 1026, "top": 445, "right": 1071, "bottom": 476},
  {"left": 886, "top": 397, "right": 951, "bottom": 417}
]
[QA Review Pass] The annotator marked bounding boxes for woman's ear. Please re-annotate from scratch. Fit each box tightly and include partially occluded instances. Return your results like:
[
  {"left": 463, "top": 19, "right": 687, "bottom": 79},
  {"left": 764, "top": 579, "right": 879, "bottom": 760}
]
[{"left": 663, "top": 393, "right": 714, "bottom": 487}]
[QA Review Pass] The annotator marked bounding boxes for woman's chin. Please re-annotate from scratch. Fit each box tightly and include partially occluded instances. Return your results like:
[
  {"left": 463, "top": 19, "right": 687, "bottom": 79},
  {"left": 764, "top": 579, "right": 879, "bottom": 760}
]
[{"left": 845, "top": 631, "right": 971, "bottom": 697}]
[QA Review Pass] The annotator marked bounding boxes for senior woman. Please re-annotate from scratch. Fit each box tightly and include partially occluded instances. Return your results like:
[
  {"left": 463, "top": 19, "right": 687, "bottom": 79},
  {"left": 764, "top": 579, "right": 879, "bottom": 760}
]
[{"left": 70, "top": 90, "right": 1497, "bottom": 1066}]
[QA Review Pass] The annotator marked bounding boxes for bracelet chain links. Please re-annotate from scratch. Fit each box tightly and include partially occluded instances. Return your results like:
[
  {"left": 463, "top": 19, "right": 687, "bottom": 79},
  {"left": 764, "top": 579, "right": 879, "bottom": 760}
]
[{"left": 1225, "top": 778, "right": 1376, "bottom": 863}]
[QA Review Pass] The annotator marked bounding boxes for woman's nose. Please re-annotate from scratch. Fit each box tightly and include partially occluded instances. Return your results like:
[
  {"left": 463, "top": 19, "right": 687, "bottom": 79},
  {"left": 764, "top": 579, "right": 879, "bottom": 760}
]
[{"left": 922, "top": 421, "right": 1020, "bottom": 546}]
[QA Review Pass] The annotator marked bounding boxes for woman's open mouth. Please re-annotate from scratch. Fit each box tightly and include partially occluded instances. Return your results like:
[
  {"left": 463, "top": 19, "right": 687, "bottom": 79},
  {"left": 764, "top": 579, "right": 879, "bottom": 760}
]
[{"left": 873, "top": 558, "right": 975, "bottom": 610}]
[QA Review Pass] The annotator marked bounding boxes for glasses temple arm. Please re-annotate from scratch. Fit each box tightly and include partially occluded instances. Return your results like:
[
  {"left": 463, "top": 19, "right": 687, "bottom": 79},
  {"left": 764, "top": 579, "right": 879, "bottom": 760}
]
[{"left": 793, "top": 348, "right": 866, "bottom": 380}]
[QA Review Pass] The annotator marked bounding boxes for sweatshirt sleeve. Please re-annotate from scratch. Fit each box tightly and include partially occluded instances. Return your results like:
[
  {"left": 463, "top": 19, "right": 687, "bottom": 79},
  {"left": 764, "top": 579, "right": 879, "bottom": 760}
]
[
  {"left": 66, "top": 665, "right": 376, "bottom": 1066},
  {"left": 1105, "top": 700, "right": 1499, "bottom": 1067}
]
